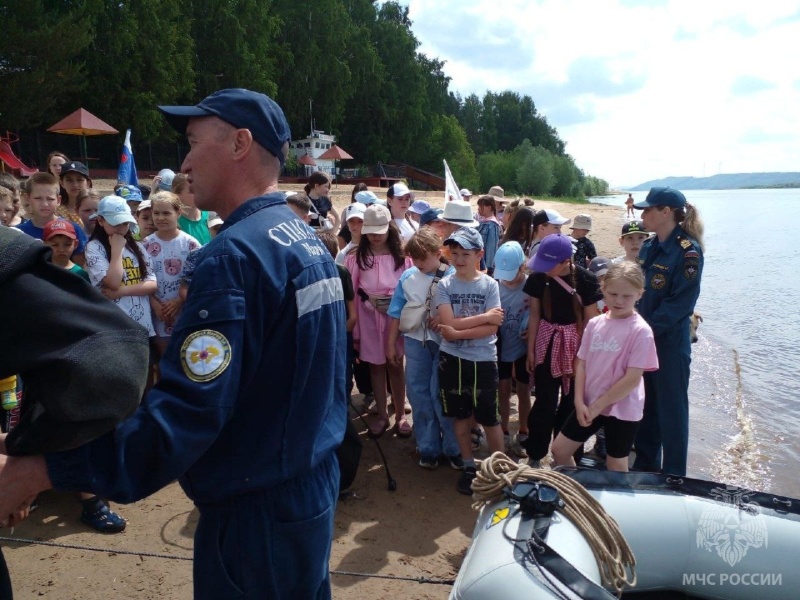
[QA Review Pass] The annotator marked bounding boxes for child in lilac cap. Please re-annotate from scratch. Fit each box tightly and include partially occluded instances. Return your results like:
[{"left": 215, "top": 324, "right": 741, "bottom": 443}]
[{"left": 522, "top": 233, "right": 602, "bottom": 466}]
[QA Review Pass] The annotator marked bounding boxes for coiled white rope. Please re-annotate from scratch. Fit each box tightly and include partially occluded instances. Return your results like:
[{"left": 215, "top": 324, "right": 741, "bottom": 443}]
[{"left": 471, "top": 453, "right": 637, "bottom": 594}]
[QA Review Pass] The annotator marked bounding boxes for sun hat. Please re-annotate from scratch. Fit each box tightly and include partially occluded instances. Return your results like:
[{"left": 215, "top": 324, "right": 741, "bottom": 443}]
[
  {"left": 621, "top": 220, "right": 647, "bottom": 236},
  {"left": 116, "top": 184, "right": 143, "bottom": 203},
  {"left": 408, "top": 200, "right": 430, "bottom": 215},
  {"left": 207, "top": 212, "right": 224, "bottom": 228},
  {"left": 159, "top": 88, "right": 292, "bottom": 166},
  {"left": 419, "top": 208, "right": 443, "bottom": 227},
  {"left": 493, "top": 241, "right": 526, "bottom": 281},
  {"left": 632, "top": 186, "right": 686, "bottom": 209},
  {"left": 444, "top": 226, "right": 484, "bottom": 250},
  {"left": 533, "top": 208, "right": 570, "bottom": 227},
  {"left": 355, "top": 190, "right": 382, "bottom": 206},
  {"left": 389, "top": 182, "right": 413, "bottom": 198},
  {"left": 487, "top": 185, "right": 504, "bottom": 198},
  {"left": 343, "top": 202, "right": 367, "bottom": 222},
  {"left": 530, "top": 233, "right": 574, "bottom": 273},
  {"left": 43, "top": 219, "right": 78, "bottom": 242},
  {"left": 60, "top": 161, "right": 90, "bottom": 180},
  {"left": 440, "top": 199, "right": 479, "bottom": 227},
  {"left": 570, "top": 214, "right": 592, "bottom": 231},
  {"left": 361, "top": 204, "right": 392, "bottom": 234},
  {"left": 92, "top": 195, "right": 139, "bottom": 230},
  {"left": 588, "top": 256, "right": 612, "bottom": 277},
  {"left": 157, "top": 168, "right": 176, "bottom": 191},
  {"left": 459, "top": 188, "right": 472, "bottom": 198}
]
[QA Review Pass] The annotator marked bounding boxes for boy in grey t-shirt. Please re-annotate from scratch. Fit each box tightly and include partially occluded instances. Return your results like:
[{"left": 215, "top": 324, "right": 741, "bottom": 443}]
[{"left": 435, "top": 228, "right": 506, "bottom": 495}]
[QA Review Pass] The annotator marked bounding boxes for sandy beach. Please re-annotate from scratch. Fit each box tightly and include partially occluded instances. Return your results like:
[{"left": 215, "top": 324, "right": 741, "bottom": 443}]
[{"left": 4, "top": 184, "right": 630, "bottom": 599}]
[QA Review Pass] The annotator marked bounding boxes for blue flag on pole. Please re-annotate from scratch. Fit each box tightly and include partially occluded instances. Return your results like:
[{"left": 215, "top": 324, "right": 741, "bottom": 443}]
[{"left": 117, "top": 129, "right": 138, "bottom": 186}]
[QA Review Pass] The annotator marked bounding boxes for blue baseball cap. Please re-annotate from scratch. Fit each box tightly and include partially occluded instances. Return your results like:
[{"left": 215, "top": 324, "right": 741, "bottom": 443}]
[
  {"left": 354, "top": 190, "right": 383, "bottom": 206},
  {"left": 493, "top": 241, "right": 526, "bottom": 281},
  {"left": 92, "top": 195, "right": 139, "bottom": 232},
  {"left": 157, "top": 168, "right": 176, "bottom": 191},
  {"left": 633, "top": 187, "right": 686, "bottom": 209},
  {"left": 419, "top": 208, "right": 443, "bottom": 227},
  {"left": 116, "top": 184, "right": 143, "bottom": 202},
  {"left": 444, "top": 227, "right": 484, "bottom": 251},
  {"left": 530, "top": 233, "right": 573, "bottom": 273},
  {"left": 158, "top": 88, "right": 292, "bottom": 166},
  {"left": 409, "top": 199, "right": 430, "bottom": 214}
]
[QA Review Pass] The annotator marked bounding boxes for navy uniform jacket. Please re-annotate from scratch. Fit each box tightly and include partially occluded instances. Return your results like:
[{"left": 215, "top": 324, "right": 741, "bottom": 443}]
[
  {"left": 46, "top": 193, "right": 348, "bottom": 504},
  {"left": 637, "top": 225, "right": 703, "bottom": 350}
]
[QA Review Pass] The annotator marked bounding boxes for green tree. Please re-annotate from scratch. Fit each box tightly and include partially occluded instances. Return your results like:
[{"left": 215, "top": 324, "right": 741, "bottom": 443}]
[
  {"left": 189, "top": 0, "right": 280, "bottom": 102},
  {"left": 0, "top": 0, "right": 91, "bottom": 130},
  {"left": 459, "top": 94, "right": 484, "bottom": 154},
  {"left": 551, "top": 154, "right": 582, "bottom": 197},
  {"left": 368, "top": 2, "right": 431, "bottom": 163},
  {"left": 271, "top": 0, "right": 357, "bottom": 139},
  {"left": 516, "top": 144, "right": 555, "bottom": 196},
  {"left": 80, "top": 0, "right": 194, "bottom": 140},
  {"left": 477, "top": 150, "right": 517, "bottom": 194},
  {"left": 420, "top": 114, "right": 478, "bottom": 191}
]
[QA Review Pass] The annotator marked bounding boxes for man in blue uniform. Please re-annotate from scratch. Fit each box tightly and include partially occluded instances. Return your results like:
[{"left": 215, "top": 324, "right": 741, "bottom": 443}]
[
  {"left": 630, "top": 187, "right": 704, "bottom": 477},
  {"left": 0, "top": 89, "right": 348, "bottom": 599}
]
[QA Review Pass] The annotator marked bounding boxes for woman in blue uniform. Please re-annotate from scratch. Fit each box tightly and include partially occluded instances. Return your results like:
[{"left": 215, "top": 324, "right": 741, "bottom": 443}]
[{"left": 631, "top": 187, "right": 704, "bottom": 477}]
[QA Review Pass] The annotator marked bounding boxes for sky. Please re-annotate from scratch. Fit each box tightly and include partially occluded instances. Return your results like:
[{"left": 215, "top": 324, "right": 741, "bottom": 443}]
[{"left": 392, "top": 0, "right": 800, "bottom": 187}]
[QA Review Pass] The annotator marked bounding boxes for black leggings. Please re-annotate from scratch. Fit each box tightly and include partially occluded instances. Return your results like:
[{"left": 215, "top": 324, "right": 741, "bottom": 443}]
[{"left": 522, "top": 347, "right": 581, "bottom": 462}]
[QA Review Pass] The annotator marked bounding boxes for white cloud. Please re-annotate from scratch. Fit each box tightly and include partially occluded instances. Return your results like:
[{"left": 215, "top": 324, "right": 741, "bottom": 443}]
[{"left": 395, "top": 0, "right": 800, "bottom": 186}]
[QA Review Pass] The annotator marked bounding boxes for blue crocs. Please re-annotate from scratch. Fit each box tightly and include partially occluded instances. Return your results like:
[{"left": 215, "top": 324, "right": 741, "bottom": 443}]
[{"left": 81, "top": 498, "right": 126, "bottom": 534}]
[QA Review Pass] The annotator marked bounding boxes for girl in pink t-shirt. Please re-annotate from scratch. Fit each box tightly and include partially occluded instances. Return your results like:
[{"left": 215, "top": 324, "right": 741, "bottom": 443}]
[
  {"left": 346, "top": 205, "right": 414, "bottom": 438},
  {"left": 551, "top": 261, "right": 658, "bottom": 471}
]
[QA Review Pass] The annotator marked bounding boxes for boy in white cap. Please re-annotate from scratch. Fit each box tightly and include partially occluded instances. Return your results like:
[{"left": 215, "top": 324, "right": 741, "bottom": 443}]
[{"left": 569, "top": 213, "right": 597, "bottom": 268}]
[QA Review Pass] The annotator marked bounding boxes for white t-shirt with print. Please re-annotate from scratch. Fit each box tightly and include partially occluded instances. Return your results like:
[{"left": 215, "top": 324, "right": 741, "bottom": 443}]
[
  {"left": 144, "top": 231, "right": 201, "bottom": 337},
  {"left": 85, "top": 239, "right": 157, "bottom": 337}
]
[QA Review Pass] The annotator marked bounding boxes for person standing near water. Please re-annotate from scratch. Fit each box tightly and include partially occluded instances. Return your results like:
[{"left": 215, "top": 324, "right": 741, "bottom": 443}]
[
  {"left": 625, "top": 193, "right": 635, "bottom": 218},
  {"left": 631, "top": 187, "right": 704, "bottom": 477}
]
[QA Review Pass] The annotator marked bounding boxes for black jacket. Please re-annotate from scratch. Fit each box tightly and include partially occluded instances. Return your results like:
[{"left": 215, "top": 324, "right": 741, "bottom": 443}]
[{"left": 0, "top": 228, "right": 148, "bottom": 455}]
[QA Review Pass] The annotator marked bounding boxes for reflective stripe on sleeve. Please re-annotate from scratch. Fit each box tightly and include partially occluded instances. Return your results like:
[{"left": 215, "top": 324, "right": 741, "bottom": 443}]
[{"left": 296, "top": 276, "right": 344, "bottom": 317}]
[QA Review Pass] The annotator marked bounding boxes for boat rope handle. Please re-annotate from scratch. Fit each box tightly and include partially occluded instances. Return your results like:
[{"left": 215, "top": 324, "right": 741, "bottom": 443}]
[{"left": 470, "top": 452, "right": 637, "bottom": 595}]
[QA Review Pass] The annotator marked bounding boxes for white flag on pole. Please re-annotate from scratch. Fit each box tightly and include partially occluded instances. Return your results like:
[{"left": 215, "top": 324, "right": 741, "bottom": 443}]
[{"left": 443, "top": 159, "right": 460, "bottom": 202}]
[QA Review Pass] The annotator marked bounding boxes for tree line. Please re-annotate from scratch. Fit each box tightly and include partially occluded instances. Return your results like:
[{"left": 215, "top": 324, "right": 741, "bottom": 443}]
[{"left": 0, "top": 0, "right": 608, "bottom": 197}]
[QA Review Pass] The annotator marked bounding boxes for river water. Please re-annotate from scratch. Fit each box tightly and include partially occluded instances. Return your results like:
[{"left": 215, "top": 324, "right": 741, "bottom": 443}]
[{"left": 591, "top": 188, "right": 800, "bottom": 498}]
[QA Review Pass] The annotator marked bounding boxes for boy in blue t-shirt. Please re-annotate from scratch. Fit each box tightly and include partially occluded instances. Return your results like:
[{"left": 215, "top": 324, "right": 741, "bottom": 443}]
[
  {"left": 434, "top": 227, "right": 505, "bottom": 495},
  {"left": 15, "top": 172, "right": 87, "bottom": 265}
]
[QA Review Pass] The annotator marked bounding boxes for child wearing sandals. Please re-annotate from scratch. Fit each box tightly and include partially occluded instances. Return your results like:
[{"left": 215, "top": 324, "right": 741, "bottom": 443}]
[
  {"left": 551, "top": 261, "right": 658, "bottom": 471},
  {"left": 345, "top": 204, "right": 413, "bottom": 438},
  {"left": 386, "top": 228, "right": 462, "bottom": 470},
  {"left": 434, "top": 227, "right": 505, "bottom": 495}
]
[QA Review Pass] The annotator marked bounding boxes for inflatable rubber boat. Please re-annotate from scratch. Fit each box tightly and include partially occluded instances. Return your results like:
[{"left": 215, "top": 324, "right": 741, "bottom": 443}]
[{"left": 451, "top": 468, "right": 800, "bottom": 599}]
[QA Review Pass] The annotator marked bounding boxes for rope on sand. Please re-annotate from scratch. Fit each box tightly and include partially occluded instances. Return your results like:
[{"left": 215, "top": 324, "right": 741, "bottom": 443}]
[
  {"left": 0, "top": 536, "right": 455, "bottom": 586},
  {"left": 471, "top": 452, "right": 637, "bottom": 594}
]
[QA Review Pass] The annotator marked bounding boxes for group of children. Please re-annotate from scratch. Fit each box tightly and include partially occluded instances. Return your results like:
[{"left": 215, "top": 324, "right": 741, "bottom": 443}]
[
  {"left": 3, "top": 162, "right": 660, "bottom": 498},
  {"left": 0, "top": 160, "right": 220, "bottom": 530},
  {"left": 293, "top": 177, "right": 661, "bottom": 495}
]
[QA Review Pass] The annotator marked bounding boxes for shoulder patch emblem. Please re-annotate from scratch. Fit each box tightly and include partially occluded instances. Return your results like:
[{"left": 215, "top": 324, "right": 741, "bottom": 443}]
[
  {"left": 684, "top": 264, "right": 699, "bottom": 281},
  {"left": 651, "top": 273, "right": 666, "bottom": 290},
  {"left": 684, "top": 250, "right": 700, "bottom": 259},
  {"left": 180, "top": 330, "right": 232, "bottom": 382}
]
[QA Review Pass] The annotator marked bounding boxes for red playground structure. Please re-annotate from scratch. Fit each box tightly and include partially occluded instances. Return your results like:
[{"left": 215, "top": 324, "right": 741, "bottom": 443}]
[{"left": 0, "top": 132, "right": 37, "bottom": 177}]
